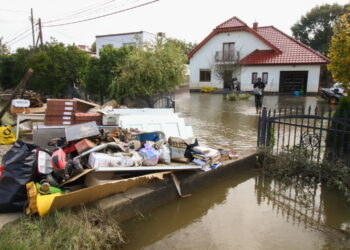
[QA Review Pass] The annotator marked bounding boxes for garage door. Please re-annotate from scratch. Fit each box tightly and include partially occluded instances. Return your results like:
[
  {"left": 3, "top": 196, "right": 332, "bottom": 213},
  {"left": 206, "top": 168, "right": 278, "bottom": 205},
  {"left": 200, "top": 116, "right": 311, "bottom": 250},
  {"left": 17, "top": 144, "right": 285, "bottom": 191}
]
[{"left": 279, "top": 71, "right": 308, "bottom": 93}]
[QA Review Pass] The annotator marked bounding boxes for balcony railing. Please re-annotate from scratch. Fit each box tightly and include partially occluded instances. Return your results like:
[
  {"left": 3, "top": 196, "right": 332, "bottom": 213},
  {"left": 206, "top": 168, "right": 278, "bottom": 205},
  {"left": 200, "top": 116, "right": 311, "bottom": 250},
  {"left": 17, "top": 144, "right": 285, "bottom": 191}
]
[{"left": 215, "top": 51, "right": 236, "bottom": 62}]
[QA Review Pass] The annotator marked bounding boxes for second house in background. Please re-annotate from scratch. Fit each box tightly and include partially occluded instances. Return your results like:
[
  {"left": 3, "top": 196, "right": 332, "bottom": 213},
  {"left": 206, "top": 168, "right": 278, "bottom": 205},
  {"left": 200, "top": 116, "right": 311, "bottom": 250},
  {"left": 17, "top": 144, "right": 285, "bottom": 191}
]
[
  {"left": 95, "top": 31, "right": 157, "bottom": 57},
  {"left": 188, "top": 17, "right": 329, "bottom": 94}
]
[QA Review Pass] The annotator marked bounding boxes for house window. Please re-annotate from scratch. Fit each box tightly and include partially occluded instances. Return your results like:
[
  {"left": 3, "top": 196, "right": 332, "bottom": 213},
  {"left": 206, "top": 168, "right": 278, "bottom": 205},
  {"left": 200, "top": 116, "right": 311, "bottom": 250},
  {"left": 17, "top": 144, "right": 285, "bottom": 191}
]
[
  {"left": 252, "top": 72, "right": 258, "bottom": 84},
  {"left": 223, "top": 43, "right": 235, "bottom": 61},
  {"left": 262, "top": 72, "right": 268, "bottom": 84},
  {"left": 200, "top": 70, "right": 211, "bottom": 82}
]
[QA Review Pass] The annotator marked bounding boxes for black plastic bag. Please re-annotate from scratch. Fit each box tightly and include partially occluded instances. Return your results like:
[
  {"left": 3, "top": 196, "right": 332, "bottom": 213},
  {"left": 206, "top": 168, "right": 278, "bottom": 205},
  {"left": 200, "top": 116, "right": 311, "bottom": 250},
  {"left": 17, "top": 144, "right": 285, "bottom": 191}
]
[
  {"left": 184, "top": 138, "right": 199, "bottom": 161},
  {"left": 0, "top": 140, "right": 38, "bottom": 212}
]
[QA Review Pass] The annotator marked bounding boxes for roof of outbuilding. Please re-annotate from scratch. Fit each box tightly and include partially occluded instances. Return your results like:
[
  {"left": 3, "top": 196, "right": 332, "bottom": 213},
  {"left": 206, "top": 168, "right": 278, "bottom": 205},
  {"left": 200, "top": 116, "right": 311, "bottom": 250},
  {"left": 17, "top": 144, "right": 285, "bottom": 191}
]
[{"left": 188, "top": 17, "right": 329, "bottom": 65}]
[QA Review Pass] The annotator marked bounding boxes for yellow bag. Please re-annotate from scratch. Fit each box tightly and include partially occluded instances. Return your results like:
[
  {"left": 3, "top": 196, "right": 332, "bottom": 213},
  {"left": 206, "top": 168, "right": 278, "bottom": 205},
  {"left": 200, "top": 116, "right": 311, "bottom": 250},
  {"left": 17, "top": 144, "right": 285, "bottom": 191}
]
[{"left": 0, "top": 125, "right": 16, "bottom": 145}]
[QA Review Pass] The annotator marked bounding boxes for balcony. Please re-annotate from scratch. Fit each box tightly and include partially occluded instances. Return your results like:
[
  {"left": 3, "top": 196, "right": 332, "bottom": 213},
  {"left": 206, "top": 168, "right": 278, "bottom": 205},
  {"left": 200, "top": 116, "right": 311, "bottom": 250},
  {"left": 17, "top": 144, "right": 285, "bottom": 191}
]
[{"left": 215, "top": 51, "right": 236, "bottom": 62}]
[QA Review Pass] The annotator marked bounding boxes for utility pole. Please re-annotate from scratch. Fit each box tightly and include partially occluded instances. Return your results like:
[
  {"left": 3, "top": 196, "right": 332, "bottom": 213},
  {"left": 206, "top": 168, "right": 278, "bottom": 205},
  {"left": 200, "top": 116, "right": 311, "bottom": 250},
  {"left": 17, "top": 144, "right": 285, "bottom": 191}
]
[
  {"left": 38, "top": 18, "right": 43, "bottom": 46},
  {"left": 30, "top": 8, "right": 35, "bottom": 48}
]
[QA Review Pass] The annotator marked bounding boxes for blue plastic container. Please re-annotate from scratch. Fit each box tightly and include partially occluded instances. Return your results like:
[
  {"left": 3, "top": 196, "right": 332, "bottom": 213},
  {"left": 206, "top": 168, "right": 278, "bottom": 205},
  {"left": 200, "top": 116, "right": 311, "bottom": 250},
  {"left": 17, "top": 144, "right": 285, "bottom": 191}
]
[{"left": 294, "top": 91, "right": 300, "bottom": 96}]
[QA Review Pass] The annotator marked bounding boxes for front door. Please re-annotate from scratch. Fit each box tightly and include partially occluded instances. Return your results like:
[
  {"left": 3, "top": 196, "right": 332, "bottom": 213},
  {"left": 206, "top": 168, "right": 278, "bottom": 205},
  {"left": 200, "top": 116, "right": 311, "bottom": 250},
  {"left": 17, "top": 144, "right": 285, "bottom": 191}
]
[
  {"left": 223, "top": 70, "right": 232, "bottom": 89},
  {"left": 279, "top": 71, "right": 308, "bottom": 93}
]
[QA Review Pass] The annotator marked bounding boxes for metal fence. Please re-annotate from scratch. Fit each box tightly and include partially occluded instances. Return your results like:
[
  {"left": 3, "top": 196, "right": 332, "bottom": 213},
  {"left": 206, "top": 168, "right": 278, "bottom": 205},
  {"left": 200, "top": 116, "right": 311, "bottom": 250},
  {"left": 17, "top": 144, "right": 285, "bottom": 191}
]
[
  {"left": 149, "top": 92, "right": 175, "bottom": 109},
  {"left": 257, "top": 106, "right": 350, "bottom": 162}
]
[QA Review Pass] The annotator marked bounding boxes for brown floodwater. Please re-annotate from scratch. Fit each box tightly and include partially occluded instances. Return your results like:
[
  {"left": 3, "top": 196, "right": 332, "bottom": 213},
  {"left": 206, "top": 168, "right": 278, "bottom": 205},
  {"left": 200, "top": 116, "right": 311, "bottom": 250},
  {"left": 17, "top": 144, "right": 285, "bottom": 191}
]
[{"left": 122, "top": 93, "right": 350, "bottom": 250}]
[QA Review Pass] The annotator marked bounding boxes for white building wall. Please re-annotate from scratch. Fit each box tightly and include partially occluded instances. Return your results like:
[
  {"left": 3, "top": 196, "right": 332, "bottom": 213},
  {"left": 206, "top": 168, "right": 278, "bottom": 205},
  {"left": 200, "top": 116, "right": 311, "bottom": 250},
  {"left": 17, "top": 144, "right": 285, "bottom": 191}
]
[
  {"left": 96, "top": 32, "right": 156, "bottom": 57},
  {"left": 189, "top": 31, "right": 271, "bottom": 89},
  {"left": 241, "top": 65, "right": 321, "bottom": 93},
  {"left": 142, "top": 31, "right": 157, "bottom": 44}
]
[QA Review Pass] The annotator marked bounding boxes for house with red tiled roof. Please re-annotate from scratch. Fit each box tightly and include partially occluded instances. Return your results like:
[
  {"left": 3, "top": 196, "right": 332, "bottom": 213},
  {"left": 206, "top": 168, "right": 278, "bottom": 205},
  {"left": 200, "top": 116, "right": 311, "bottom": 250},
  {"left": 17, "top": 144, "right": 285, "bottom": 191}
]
[{"left": 188, "top": 17, "right": 329, "bottom": 93}]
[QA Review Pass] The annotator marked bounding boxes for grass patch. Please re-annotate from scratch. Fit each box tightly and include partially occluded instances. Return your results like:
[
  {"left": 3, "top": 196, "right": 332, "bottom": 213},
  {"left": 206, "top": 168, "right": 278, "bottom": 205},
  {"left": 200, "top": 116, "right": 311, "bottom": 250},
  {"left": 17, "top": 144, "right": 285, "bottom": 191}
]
[
  {"left": 0, "top": 206, "right": 125, "bottom": 250},
  {"left": 226, "top": 93, "right": 251, "bottom": 101}
]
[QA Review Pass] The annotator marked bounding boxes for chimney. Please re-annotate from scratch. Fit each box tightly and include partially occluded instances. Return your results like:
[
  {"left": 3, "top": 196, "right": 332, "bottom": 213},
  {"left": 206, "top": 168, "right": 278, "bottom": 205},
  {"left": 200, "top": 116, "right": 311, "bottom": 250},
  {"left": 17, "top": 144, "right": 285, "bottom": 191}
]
[
  {"left": 157, "top": 32, "right": 166, "bottom": 38},
  {"left": 253, "top": 22, "right": 258, "bottom": 31}
]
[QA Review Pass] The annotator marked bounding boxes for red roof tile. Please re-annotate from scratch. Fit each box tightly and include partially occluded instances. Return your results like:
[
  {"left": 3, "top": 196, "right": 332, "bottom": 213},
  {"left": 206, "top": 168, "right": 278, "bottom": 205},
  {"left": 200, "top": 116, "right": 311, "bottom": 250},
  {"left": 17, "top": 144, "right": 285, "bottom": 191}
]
[
  {"left": 188, "top": 17, "right": 280, "bottom": 58},
  {"left": 240, "top": 26, "right": 329, "bottom": 65},
  {"left": 216, "top": 17, "right": 247, "bottom": 29},
  {"left": 188, "top": 17, "right": 329, "bottom": 65}
]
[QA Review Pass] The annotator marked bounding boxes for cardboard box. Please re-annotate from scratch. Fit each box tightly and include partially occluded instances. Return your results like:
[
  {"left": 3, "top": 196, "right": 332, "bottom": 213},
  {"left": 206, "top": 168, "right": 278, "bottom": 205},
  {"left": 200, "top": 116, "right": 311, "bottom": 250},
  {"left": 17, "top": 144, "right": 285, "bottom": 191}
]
[
  {"left": 10, "top": 106, "right": 30, "bottom": 114},
  {"left": 84, "top": 172, "right": 121, "bottom": 187},
  {"left": 48, "top": 171, "right": 170, "bottom": 213}
]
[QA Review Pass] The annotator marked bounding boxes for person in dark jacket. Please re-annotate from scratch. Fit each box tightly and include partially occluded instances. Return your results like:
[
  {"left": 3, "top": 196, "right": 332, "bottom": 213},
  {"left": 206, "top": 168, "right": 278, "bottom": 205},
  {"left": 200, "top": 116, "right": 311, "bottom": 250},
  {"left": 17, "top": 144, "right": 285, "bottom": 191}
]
[{"left": 253, "top": 77, "right": 266, "bottom": 114}]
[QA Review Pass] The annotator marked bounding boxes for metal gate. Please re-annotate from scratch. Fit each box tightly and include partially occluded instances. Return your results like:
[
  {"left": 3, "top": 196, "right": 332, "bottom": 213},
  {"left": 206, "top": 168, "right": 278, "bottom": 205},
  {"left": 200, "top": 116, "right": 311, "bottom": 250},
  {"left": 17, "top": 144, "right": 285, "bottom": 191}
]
[{"left": 257, "top": 106, "right": 350, "bottom": 162}]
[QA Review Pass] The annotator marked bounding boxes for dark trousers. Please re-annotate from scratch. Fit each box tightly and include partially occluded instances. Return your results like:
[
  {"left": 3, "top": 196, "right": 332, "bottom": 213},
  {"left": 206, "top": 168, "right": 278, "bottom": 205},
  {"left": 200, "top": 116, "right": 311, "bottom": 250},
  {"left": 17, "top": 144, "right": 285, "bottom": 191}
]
[{"left": 255, "top": 94, "right": 263, "bottom": 108}]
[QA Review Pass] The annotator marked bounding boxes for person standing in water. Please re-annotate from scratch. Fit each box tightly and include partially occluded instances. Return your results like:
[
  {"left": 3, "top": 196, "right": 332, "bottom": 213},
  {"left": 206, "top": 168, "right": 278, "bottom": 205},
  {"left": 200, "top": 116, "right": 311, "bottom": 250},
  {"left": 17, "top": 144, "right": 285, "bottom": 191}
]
[{"left": 253, "top": 77, "right": 266, "bottom": 114}]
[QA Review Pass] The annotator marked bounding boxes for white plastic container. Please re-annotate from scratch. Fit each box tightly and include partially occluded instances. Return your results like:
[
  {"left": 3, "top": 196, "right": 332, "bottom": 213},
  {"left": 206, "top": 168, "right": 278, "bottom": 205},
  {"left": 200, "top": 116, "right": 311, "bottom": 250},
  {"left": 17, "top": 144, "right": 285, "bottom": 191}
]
[{"left": 12, "top": 99, "right": 30, "bottom": 108}]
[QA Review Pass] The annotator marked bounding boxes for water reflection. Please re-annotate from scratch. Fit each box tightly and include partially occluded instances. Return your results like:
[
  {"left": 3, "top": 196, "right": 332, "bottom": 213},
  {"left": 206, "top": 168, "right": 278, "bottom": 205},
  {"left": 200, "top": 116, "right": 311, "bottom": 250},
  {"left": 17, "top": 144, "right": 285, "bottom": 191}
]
[
  {"left": 123, "top": 165, "right": 257, "bottom": 249},
  {"left": 255, "top": 175, "right": 350, "bottom": 249},
  {"left": 123, "top": 168, "right": 350, "bottom": 250}
]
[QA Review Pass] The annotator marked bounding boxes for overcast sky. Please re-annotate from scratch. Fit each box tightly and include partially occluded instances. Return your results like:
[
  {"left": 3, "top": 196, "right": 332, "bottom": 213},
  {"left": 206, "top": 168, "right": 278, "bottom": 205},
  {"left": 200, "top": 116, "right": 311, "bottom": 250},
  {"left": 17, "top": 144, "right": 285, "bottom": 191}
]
[{"left": 1, "top": 0, "right": 349, "bottom": 52}]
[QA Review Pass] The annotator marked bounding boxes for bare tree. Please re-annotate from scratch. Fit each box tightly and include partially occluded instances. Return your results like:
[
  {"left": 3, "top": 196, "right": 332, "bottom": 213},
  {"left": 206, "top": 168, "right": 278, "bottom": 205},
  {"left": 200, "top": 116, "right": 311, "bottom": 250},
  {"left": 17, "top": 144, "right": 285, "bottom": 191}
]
[{"left": 211, "top": 50, "right": 242, "bottom": 88}]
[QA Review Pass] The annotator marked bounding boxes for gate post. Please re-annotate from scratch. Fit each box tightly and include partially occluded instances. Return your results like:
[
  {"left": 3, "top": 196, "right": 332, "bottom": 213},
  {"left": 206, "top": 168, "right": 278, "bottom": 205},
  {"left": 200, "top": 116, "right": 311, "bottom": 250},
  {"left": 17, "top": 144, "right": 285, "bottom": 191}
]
[{"left": 259, "top": 107, "right": 268, "bottom": 146}]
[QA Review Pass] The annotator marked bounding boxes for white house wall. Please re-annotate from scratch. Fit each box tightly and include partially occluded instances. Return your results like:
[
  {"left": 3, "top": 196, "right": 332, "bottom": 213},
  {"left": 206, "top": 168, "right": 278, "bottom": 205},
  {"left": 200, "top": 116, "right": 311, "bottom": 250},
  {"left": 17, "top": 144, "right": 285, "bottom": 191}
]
[
  {"left": 96, "top": 32, "right": 156, "bottom": 57},
  {"left": 241, "top": 65, "right": 321, "bottom": 93},
  {"left": 189, "top": 31, "right": 271, "bottom": 89}
]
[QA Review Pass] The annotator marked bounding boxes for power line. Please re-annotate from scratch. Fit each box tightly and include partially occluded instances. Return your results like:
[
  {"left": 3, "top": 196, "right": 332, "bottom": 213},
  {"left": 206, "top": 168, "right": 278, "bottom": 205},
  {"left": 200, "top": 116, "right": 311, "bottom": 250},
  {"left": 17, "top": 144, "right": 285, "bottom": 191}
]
[
  {"left": 43, "top": 0, "right": 159, "bottom": 27},
  {"left": 44, "top": 0, "right": 135, "bottom": 25},
  {"left": 0, "top": 8, "right": 27, "bottom": 13},
  {"left": 44, "top": 0, "right": 118, "bottom": 24},
  {"left": 7, "top": 31, "right": 32, "bottom": 46},
  {"left": 5, "top": 28, "right": 32, "bottom": 44}
]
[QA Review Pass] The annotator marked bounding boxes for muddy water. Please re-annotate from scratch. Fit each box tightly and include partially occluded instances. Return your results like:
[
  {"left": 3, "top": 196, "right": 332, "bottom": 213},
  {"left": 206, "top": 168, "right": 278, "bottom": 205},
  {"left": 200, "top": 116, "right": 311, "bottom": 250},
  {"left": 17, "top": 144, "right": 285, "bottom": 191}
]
[{"left": 122, "top": 93, "right": 350, "bottom": 250}]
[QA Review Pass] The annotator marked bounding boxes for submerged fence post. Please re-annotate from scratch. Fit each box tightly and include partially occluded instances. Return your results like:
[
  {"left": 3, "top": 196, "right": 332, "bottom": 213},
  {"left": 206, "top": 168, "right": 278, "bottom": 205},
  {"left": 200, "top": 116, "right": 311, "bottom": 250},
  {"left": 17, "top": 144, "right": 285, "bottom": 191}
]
[{"left": 259, "top": 107, "right": 268, "bottom": 146}]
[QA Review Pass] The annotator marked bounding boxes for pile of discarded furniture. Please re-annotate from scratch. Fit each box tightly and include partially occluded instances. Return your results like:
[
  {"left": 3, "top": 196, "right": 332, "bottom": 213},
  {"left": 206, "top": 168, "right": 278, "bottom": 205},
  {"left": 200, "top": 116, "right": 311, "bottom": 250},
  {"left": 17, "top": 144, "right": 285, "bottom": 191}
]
[{"left": 0, "top": 98, "right": 239, "bottom": 216}]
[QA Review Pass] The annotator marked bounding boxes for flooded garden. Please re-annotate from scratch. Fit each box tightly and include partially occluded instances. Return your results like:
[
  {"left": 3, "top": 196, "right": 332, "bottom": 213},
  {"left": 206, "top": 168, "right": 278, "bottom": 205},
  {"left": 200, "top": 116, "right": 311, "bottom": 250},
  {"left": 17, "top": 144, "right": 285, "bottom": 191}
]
[{"left": 122, "top": 92, "right": 350, "bottom": 250}]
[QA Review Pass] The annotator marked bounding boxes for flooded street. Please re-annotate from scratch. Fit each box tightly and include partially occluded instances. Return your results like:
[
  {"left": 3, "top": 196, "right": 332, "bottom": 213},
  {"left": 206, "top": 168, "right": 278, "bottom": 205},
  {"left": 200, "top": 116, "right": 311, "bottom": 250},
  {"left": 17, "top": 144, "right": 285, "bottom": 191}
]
[{"left": 122, "top": 93, "right": 350, "bottom": 250}]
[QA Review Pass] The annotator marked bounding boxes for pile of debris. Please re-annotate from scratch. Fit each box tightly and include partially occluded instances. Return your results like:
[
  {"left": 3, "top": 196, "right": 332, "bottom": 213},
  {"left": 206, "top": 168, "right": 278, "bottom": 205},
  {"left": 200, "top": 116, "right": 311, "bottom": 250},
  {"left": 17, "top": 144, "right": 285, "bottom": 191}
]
[{"left": 0, "top": 98, "right": 239, "bottom": 217}]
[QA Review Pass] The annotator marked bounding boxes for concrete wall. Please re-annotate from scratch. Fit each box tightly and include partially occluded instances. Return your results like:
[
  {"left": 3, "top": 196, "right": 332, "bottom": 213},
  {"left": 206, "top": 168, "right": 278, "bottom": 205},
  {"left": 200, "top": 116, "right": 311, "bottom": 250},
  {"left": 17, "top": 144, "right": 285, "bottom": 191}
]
[
  {"left": 189, "top": 31, "right": 270, "bottom": 89},
  {"left": 241, "top": 65, "right": 321, "bottom": 93},
  {"left": 96, "top": 31, "right": 156, "bottom": 57}
]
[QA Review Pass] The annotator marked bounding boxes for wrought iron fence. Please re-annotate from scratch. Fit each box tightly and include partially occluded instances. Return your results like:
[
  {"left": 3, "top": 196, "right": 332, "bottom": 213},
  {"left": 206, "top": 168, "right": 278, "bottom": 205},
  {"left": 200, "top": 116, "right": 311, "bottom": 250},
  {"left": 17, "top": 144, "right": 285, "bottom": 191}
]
[
  {"left": 131, "top": 92, "right": 175, "bottom": 109},
  {"left": 257, "top": 106, "right": 350, "bottom": 163}
]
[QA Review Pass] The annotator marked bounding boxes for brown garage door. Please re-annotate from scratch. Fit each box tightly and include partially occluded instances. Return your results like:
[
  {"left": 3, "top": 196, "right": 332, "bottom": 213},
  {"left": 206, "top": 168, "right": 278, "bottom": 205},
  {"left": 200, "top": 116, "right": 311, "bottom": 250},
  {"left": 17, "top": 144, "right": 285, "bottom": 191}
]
[{"left": 279, "top": 71, "right": 308, "bottom": 93}]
